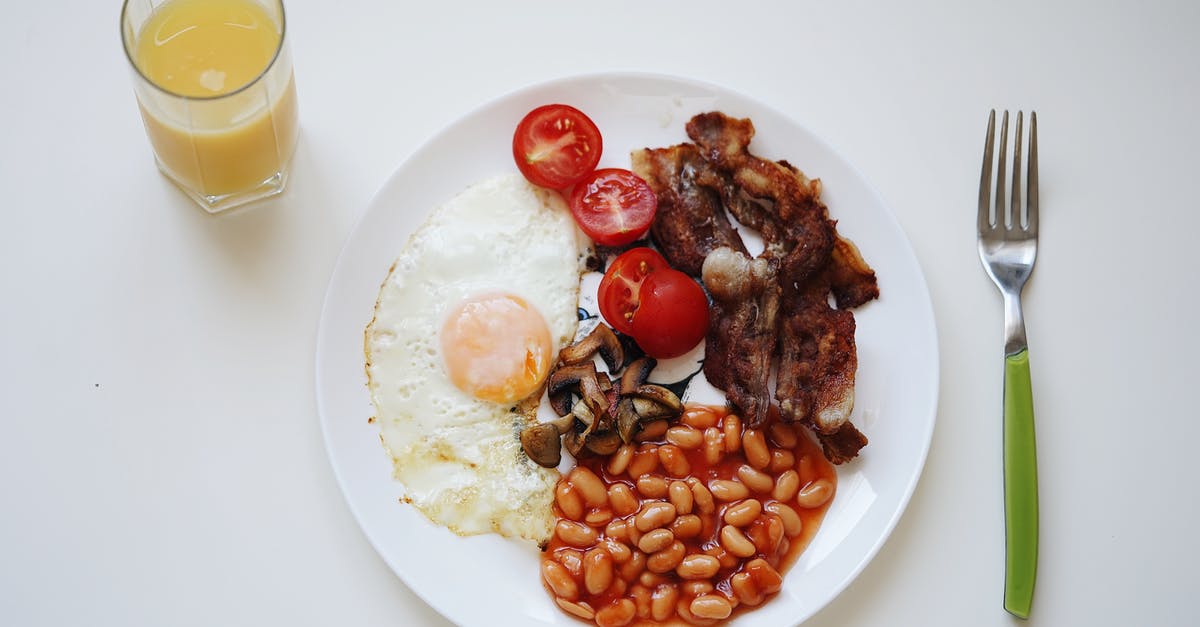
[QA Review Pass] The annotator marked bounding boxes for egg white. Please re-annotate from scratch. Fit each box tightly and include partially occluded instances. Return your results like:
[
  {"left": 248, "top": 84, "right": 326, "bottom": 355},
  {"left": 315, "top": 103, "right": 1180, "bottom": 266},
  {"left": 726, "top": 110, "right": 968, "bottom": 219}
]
[{"left": 365, "top": 174, "right": 589, "bottom": 544}]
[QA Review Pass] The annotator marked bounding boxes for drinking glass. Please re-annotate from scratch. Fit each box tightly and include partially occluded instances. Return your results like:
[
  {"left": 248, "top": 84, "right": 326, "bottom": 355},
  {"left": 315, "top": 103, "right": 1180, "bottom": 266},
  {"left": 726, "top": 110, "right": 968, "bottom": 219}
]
[{"left": 120, "top": 0, "right": 299, "bottom": 213}]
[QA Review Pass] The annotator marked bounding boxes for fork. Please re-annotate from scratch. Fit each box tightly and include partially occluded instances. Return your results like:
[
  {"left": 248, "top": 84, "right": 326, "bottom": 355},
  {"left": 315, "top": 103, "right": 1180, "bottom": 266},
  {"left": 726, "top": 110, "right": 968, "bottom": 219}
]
[{"left": 978, "top": 109, "right": 1039, "bottom": 619}]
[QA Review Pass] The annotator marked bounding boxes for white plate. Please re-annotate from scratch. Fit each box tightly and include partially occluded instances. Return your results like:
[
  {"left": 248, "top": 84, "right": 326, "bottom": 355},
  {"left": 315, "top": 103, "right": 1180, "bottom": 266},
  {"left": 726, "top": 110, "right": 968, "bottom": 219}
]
[{"left": 316, "top": 72, "right": 938, "bottom": 626}]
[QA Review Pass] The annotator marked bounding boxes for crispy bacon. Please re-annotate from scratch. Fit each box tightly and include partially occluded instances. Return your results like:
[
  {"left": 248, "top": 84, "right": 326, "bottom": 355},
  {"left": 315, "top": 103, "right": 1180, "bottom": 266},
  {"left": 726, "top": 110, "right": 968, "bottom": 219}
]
[
  {"left": 633, "top": 112, "right": 878, "bottom": 463},
  {"left": 631, "top": 144, "right": 747, "bottom": 277}
]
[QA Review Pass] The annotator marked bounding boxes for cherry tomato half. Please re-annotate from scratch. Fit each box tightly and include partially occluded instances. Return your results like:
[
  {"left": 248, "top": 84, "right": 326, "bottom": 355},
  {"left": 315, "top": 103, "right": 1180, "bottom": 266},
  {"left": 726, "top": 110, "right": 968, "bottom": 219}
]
[
  {"left": 597, "top": 248, "right": 669, "bottom": 335},
  {"left": 629, "top": 269, "right": 710, "bottom": 359},
  {"left": 512, "top": 104, "right": 603, "bottom": 190},
  {"left": 569, "top": 169, "right": 658, "bottom": 247}
]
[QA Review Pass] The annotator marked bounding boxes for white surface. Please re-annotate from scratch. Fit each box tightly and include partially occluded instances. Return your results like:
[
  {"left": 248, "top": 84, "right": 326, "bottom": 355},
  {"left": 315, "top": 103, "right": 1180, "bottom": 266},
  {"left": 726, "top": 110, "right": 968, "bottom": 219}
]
[
  {"left": 1, "top": 1, "right": 1198, "bottom": 626},
  {"left": 316, "top": 73, "right": 938, "bottom": 627}
]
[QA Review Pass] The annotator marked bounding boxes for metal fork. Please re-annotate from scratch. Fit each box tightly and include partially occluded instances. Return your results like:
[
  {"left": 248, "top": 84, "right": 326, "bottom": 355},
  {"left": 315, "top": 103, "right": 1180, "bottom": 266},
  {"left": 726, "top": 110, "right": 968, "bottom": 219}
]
[{"left": 978, "top": 109, "right": 1039, "bottom": 619}]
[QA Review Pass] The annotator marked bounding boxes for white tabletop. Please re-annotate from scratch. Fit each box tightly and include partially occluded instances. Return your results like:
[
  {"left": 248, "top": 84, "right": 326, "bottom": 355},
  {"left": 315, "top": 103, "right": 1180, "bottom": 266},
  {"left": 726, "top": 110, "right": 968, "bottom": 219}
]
[{"left": 3, "top": 1, "right": 1198, "bottom": 625}]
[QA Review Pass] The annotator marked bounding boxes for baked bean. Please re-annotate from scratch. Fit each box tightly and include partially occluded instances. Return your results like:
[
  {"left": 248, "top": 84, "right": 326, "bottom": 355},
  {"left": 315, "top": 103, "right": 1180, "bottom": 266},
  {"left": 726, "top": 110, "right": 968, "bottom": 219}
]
[
  {"left": 583, "top": 547, "right": 615, "bottom": 595},
  {"left": 647, "top": 540, "right": 686, "bottom": 573},
  {"left": 691, "top": 595, "right": 733, "bottom": 620},
  {"left": 585, "top": 508, "right": 613, "bottom": 527},
  {"left": 639, "top": 571, "right": 670, "bottom": 588},
  {"left": 796, "top": 478, "right": 835, "bottom": 508},
  {"left": 764, "top": 514, "right": 785, "bottom": 552},
  {"left": 609, "top": 578, "right": 628, "bottom": 598},
  {"left": 636, "top": 475, "right": 670, "bottom": 499},
  {"left": 670, "top": 514, "right": 702, "bottom": 539},
  {"left": 674, "top": 598, "right": 710, "bottom": 626},
  {"left": 604, "top": 518, "right": 627, "bottom": 541},
  {"left": 555, "top": 482, "right": 584, "bottom": 520},
  {"left": 556, "top": 520, "right": 598, "bottom": 548},
  {"left": 768, "top": 422, "right": 798, "bottom": 448},
  {"left": 554, "top": 598, "right": 595, "bottom": 621},
  {"left": 635, "top": 501, "right": 677, "bottom": 532},
  {"left": 594, "top": 598, "right": 636, "bottom": 627},
  {"left": 708, "top": 479, "right": 749, "bottom": 502},
  {"left": 569, "top": 467, "right": 608, "bottom": 508},
  {"left": 542, "top": 559, "right": 579, "bottom": 600},
  {"left": 702, "top": 427, "right": 724, "bottom": 465},
  {"left": 735, "top": 465, "right": 773, "bottom": 494},
  {"left": 719, "top": 524, "right": 757, "bottom": 558},
  {"left": 666, "top": 425, "right": 704, "bottom": 449},
  {"left": 723, "top": 498, "right": 763, "bottom": 527},
  {"left": 797, "top": 454, "right": 816, "bottom": 484},
  {"left": 658, "top": 444, "right": 691, "bottom": 478},
  {"left": 681, "top": 407, "right": 718, "bottom": 430},
  {"left": 637, "top": 528, "right": 675, "bottom": 554},
  {"left": 730, "top": 571, "right": 764, "bottom": 606},
  {"left": 772, "top": 469, "right": 801, "bottom": 502},
  {"left": 722, "top": 414, "right": 742, "bottom": 453},
  {"left": 745, "top": 558, "right": 783, "bottom": 595},
  {"left": 619, "top": 549, "right": 645, "bottom": 582},
  {"left": 650, "top": 584, "right": 679, "bottom": 622},
  {"left": 768, "top": 449, "right": 796, "bottom": 474},
  {"left": 711, "top": 544, "right": 742, "bottom": 570},
  {"left": 629, "top": 584, "right": 652, "bottom": 619},
  {"left": 554, "top": 548, "right": 584, "bottom": 577},
  {"left": 635, "top": 420, "right": 669, "bottom": 442},
  {"left": 681, "top": 580, "right": 714, "bottom": 597},
  {"left": 766, "top": 501, "right": 803, "bottom": 537},
  {"left": 742, "top": 429, "right": 770, "bottom": 470},
  {"left": 627, "top": 445, "right": 660, "bottom": 478},
  {"left": 676, "top": 554, "right": 721, "bottom": 580},
  {"left": 602, "top": 538, "right": 632, "bottom": 564},
  {"left": 607, "top": 444, "right": 635, "bottom": 476},
  {"left": 626, "top": 524, "right": 642, "bottom": 548},
  {"left": 668, "top": 481, "right": 694, "bottom": 515},
  {"left": 608, "top": 484, "right": 639, "bottom": 517},
  {"left": 687, "top": 478, "right": 716, "bottom": 515}
]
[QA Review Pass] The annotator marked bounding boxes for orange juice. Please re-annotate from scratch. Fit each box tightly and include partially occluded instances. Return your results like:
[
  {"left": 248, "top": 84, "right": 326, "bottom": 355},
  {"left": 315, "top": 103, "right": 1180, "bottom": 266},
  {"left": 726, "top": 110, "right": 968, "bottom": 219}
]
[{"left": 130, "top": 0, "right": 298, "bottom": 201}]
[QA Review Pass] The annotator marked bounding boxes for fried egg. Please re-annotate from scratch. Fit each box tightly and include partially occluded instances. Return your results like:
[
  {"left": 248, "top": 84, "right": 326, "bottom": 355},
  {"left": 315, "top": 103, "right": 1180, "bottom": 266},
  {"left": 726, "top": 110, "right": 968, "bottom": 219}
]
[{"left": 365, "top": 174, "right": 588, "bottom": 544}]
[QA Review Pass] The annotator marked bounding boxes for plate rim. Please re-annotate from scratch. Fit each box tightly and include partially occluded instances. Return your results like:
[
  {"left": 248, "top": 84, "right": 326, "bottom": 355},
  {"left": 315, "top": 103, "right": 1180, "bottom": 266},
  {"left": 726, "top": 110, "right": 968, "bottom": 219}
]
[{"left": 315, "top": 70, "right": 940, "bottom": 626}]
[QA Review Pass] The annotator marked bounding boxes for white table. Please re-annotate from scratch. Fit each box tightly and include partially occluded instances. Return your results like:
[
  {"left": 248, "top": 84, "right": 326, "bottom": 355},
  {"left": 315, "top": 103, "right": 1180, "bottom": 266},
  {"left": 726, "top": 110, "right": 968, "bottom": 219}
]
[{"left": 3, "top": 1, "right": 1197, "bottom": 625}]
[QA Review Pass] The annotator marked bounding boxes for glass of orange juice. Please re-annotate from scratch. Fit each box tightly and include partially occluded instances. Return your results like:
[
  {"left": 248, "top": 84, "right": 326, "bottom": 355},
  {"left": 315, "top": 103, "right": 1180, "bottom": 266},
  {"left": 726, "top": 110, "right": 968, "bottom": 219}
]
[{"left": 120, "top": 0, "right": 299, "bottom": 213}]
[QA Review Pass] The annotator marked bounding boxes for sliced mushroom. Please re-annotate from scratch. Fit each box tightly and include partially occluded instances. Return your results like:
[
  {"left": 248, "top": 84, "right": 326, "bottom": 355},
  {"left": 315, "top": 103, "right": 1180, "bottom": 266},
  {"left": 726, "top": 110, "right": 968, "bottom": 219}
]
[
  {"left": 549, "top": 389, "right": 574, "bottom": 417},
  {"left": 630, "top": 384, "right": 684, "bottom": 418},
  {"left": 585, "top": 430, "right": 622, "bottom": 455},
  {"left": 632, "top": 397, "right": 679, "bottom": 420},
  {"left": 620, "top": 357, "right": 657, "bottom": 394},
  {"left": 548, "top": 413, "right": 577, "bottom": 434},
  {"left": 520, "top": 423, "right": 562, "bottom": 468},
  {"left": 615, "top": 397, "right": 642, "bottom": 443},
  {"left": 558, "top": 324, "right": 624, "bottom": 372},
  {"left": 579, "top": 372, "right": 612, "bottom": 428},
  {"left": 548, "top": 363, "right": 597, "bottom": 398},
  {"left": 562, "top": 428, "right": 587, "bottom": 458}
]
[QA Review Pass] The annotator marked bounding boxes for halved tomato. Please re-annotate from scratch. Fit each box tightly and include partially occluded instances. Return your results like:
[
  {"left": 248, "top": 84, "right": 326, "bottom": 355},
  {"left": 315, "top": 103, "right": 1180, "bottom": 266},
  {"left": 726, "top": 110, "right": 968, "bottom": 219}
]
[
  {"left": 569, "top": 169, "right": 658, "bottom": 247},
  {"left": 512, "top": 104, "right": 603, "bottom": 190},
  {"left": 628, "top": 269, "right": 709, "bottom": 359},
  {"left": 597, "top": 247, "right": 669, "bottom": 335}
]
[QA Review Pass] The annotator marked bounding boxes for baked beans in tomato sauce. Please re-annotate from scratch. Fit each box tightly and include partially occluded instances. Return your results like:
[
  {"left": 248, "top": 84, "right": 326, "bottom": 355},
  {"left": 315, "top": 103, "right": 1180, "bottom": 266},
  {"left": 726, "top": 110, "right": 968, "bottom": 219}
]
[{"left": 542, "top": 405, "right": 837, "bottom": 626}]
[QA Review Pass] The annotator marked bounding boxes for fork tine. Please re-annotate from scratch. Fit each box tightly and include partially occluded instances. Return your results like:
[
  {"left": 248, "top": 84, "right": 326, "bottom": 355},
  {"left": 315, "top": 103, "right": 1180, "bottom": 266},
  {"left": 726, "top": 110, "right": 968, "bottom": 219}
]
[
  {"left": 978, "top": 110, "right": 996, "bottom": 233},
  {"left": 1010, "top": 112, "right": 1023, "bottom": 230},
  {"left": 995, "top": 110, "right": 1009, "bottom": 228},
  {"left": 1026, "top": 112, "right": 1038, "bottom": 234}
]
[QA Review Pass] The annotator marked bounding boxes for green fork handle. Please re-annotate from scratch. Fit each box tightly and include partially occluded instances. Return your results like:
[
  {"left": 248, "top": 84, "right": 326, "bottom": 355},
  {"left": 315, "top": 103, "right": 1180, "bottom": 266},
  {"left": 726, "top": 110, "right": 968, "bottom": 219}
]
[{"left": 1003, "top": 348, "right": 1039, "bottom": 618}]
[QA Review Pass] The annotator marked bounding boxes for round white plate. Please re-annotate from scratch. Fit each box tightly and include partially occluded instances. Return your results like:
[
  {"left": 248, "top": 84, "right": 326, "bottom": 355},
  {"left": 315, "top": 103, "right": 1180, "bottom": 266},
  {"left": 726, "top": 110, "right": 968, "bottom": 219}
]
[{"left": 316, "top": 72, "right": 938, "bottom": 626}]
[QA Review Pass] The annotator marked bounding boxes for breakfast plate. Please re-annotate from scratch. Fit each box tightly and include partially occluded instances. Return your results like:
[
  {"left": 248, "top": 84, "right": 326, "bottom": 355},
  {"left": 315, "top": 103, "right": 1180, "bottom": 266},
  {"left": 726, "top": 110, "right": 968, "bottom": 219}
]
[{"left": 315, "top": 72, "right": 939, "bottom": 626}]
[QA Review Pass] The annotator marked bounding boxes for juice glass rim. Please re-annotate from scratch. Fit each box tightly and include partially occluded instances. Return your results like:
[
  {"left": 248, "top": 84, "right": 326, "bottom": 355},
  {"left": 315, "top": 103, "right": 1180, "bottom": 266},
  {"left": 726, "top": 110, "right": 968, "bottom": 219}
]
[{"left": 119, "top": 0, "right": 289, "bottom": 102}]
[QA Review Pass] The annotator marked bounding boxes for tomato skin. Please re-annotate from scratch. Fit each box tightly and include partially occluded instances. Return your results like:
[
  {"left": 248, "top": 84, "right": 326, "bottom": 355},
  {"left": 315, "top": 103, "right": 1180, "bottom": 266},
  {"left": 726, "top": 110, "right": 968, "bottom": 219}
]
[
  {"left": 629, "top": 269, "right": 710, "bottom": 358},
  {"left": 597, "top": 248, "right": 669, "bottom": 335},
  {"left": 512, "top": 104, "right": 603, "bottom": 190},
  {"left": 569, "top": 169, "right": 658, "bottom": 247}
]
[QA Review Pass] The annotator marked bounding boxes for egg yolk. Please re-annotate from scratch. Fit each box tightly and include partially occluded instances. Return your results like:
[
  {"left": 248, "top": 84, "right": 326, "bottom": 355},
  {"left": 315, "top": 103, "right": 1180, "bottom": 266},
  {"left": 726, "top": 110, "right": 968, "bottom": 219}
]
[{"left": 441, "top": 293, "right": 553, "bottom": 405}]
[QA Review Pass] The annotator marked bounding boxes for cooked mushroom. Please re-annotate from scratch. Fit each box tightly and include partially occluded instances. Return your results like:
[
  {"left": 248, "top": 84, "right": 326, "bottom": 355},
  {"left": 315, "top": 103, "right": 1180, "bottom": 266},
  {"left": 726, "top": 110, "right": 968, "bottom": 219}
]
[
  {"left": 631, "top": 384, "right": 684, "bottom": 414},
  {"left": 520, "top": 423, "right": 562, "bottom": 468},
  {"left": 585, "top": 430, "right": 622, "bottom": 455},
  {"left": 562, "top": 428, "right": 587, "bottom": 457},
  {"left": 620, "top": 356, "right": 657, "bottom": 394},
  {"left": 548, "top": 362, "right": 597, "bottom": 397},
  {"left": 548, "top": 389, "right": 574, "bottom": 417},
  {"left": 615, "top": 397, "right": 642, "bottom": 443},
  {"left": 558, "top": 323, "right": 624, "bottom": 372}
]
